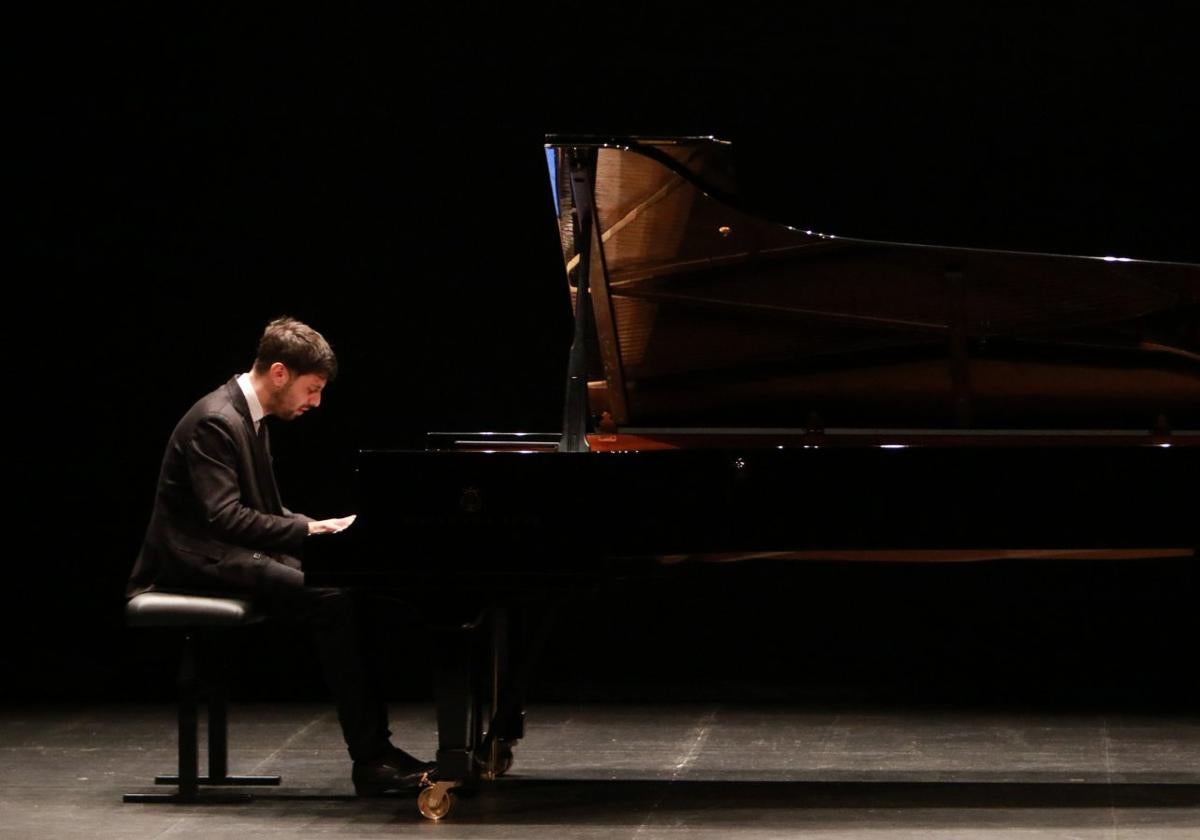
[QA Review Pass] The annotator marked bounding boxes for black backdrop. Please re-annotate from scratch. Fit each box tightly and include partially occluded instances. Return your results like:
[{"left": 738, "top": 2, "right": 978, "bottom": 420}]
[{"left": 12, "top": 5, "right": 1198, "bottom": 710}]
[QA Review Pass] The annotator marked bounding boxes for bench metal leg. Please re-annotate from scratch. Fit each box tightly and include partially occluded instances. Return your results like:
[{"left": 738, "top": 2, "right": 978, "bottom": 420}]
[{"left": 124, "top": 631, "right": 280, "bottom": 804}]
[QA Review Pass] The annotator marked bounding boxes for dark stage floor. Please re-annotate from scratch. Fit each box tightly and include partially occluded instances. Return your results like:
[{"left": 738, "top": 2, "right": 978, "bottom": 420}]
[{"left": 1, "top": 702, "right": 1196, "bottom": 838}]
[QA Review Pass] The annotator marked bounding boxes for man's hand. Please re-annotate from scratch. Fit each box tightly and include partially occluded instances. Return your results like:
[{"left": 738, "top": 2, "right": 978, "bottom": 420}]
[{"left": 307, "top": 514, "right": 358, "bottom": 535}]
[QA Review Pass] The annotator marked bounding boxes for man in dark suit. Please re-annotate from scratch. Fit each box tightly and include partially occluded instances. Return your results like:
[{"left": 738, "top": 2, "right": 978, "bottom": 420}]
[{"left": 128, "top": 316, "right": 434, "bottom": 795}]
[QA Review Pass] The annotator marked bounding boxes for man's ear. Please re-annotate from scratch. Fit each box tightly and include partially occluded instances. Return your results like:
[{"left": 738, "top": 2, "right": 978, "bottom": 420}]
[{"left": 268, "top": 362, "right": 290, "bottom": 385}]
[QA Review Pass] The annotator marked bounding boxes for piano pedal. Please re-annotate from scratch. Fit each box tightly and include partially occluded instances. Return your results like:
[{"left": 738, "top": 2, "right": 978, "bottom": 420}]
[
  {"left": 416, "top": 779, "right": 459, "bottom": 821},
  {"left": 480, "top": 740, "right": 515, "bottom": 781}
]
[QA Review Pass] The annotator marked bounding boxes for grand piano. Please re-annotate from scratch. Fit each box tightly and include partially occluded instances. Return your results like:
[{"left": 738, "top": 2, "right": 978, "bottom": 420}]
[{"left": 308, "top": 135, "right": 1199, "bottom": 819}]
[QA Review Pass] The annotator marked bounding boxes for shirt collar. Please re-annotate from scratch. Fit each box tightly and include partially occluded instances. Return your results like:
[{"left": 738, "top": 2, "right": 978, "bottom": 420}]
[{"left": 236, "top": 372, "right": 265, "bottom": 429}]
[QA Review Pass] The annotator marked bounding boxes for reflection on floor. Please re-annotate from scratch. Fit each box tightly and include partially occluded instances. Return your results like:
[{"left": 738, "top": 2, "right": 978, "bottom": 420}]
[{"left": 1, "top": 703, "right": 1196, "bottom": 838}]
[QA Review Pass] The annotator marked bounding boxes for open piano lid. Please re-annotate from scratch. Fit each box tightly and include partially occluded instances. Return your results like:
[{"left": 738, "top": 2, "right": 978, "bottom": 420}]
[{"left": 546, "top": 136, "right": 1199, "bottom": 435}]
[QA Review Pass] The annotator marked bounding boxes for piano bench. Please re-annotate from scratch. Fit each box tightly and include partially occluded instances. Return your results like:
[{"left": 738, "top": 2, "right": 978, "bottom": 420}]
[{"left": 122, "top": 592, "right": 282, "bottom": 804}]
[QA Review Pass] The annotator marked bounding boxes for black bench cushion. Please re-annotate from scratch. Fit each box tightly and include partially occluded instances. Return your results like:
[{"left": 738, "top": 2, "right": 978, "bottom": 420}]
[{"left": 126, "top": 592, "right": 264, "bottom": 628}]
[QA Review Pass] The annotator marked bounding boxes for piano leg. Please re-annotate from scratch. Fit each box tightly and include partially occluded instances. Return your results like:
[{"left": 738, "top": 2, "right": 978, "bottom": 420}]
[
  {"left": 431, "top": 605, "right": 523, "bottom": 785},
  {"left": 483, "top": 605, "right": 523, "bottom": 779},
  {"left": 432, "top": 619, "right": 484, "bottom": 783}
]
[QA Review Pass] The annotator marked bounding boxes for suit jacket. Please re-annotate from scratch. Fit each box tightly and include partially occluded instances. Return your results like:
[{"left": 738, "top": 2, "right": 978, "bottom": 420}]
[{"left": 127, "top": 377, "right": 313, "bottom": 596}]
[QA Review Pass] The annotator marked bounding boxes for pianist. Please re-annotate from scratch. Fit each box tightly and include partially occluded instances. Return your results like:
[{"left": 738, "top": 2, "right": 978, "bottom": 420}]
[{"left": 126, "top": 316, "right": 435, "bottom": 795}]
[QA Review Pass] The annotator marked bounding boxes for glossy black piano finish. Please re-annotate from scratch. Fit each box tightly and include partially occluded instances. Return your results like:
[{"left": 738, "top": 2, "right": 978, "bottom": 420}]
[
  {"left": 306, "top": 433, "right": 1198, "bottom": 816},
  {"left": 314, "top": 441, "right": 1198, "bottom": 579}
]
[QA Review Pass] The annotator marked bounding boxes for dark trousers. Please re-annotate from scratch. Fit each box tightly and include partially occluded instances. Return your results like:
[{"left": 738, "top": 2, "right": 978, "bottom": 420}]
[{"left": 254, "top": 561, "right": 392, "bottom": 763}]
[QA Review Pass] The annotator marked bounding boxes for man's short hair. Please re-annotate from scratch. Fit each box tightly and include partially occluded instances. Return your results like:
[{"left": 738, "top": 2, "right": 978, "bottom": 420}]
[{"left": 253, "top": 317, "right": 338, "bottom": 381}]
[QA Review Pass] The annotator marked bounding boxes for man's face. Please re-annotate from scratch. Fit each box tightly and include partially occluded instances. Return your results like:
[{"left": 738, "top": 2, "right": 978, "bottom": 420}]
[{"left": 267, "top": 367, "right": 327, "bottom": 420}]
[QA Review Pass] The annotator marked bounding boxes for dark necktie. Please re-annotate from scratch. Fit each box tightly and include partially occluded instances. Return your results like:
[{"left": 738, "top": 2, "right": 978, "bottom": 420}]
[{"left": 256, "top": 420, "right": 282, "bottom": 513}]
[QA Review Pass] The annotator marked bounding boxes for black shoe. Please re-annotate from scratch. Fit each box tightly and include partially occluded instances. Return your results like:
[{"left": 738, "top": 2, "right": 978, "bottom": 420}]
[
  {"left": 353, "top": 749, "right": 437, "bottom": 797},
  {"left": 386, "top": 746, "right": 438, "bottom": 775}
]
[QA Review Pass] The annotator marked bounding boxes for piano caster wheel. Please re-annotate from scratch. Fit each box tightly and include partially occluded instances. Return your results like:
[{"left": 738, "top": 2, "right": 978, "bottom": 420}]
[{"left": 417, "top": 781, "right": 456, "bottom": 821}]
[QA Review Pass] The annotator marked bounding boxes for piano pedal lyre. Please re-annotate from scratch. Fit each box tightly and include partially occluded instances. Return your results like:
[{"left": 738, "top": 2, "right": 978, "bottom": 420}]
[{"left": 416, "top": 779, "right": 459, "bottom": 821}]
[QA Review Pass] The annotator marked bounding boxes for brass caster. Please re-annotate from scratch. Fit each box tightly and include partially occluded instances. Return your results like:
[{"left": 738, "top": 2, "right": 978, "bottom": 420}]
[{"left": 417, "top": 781, "right": 456, "bottom": 821}]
